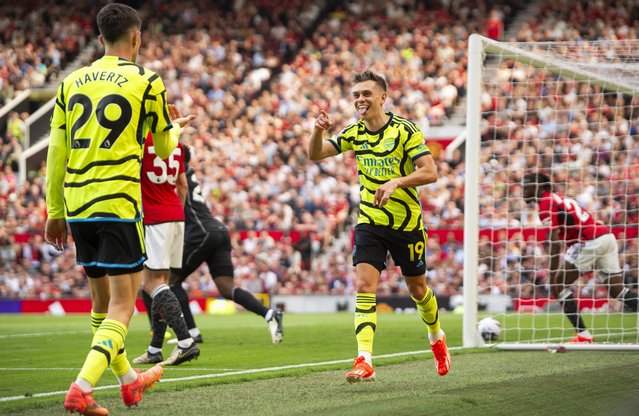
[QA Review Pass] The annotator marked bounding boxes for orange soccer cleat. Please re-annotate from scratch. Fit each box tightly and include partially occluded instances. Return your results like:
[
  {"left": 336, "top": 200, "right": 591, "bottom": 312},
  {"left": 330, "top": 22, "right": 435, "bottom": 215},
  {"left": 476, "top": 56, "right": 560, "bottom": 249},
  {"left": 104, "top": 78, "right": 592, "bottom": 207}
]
[
  {"left": 431, "top": 336, "right": 451, "bottom": 376},
  {"left": 566, "top": 333, "right": 594, "bottom": 344},
  {"left": 120, "top": 365, "right": 164, "bottom": 407},
  {"left": 63, "top": 382, "right": 109, "bottom": 416},
  {"left": 344, "top": 356, "right": 377, "bottom": 383}
]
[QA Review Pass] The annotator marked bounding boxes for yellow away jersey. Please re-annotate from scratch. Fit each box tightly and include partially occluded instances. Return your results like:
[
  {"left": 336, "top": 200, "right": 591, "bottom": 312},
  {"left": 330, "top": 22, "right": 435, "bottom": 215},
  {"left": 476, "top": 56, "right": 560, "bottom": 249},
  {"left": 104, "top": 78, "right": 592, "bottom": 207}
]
[
  {"left": 50, "top": 56, "right": 174, "bottom": 222},
  {"left": 329, "top": 112, "right": 431, "bottom": 231}
]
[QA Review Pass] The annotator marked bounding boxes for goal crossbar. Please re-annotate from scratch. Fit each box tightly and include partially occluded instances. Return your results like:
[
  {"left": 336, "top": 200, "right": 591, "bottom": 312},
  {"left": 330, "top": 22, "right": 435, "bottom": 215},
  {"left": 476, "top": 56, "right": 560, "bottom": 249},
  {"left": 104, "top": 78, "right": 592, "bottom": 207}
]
[{"left": 480, "top": 36, "right": 639, "bottom": 96}]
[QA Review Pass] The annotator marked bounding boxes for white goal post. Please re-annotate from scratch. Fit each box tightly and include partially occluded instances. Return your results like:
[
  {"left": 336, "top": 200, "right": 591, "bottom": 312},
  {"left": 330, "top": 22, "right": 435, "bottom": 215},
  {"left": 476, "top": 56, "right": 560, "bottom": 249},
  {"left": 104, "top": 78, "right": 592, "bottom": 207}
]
[{"left": 463, "top": 34, "right": 639, "bottom": 350}]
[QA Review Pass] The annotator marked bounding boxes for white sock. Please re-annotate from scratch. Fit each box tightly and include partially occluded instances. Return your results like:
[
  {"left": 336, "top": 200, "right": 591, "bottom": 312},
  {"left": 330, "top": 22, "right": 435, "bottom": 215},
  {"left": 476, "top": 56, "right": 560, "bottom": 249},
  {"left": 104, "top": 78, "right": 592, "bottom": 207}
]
[
  {"left": 264, "top": 309, "right": 274, "bottom": 322},
  {"left": 148, "top": 346, "right": 162, "bottom": 354},
  {"left": 429, "top": 329, "right": 445, "bottom": 344},
  {"left": 578, "top": 330, "right": 593, "bottom": 338},
  {"left": 75, "top": 377, "right": 93, "bottom": 392},
  {"left": 189, "top": 328, "right": 201, "bottom": 338},
  {"left": 178, "top": 338, "right": 194, "bottom": 348},
  {"left": 117, "top": 368, "right": 138, "bottom": 385},
  {"left": 358, "top": 351, "right": 372, "bottom": 365}
]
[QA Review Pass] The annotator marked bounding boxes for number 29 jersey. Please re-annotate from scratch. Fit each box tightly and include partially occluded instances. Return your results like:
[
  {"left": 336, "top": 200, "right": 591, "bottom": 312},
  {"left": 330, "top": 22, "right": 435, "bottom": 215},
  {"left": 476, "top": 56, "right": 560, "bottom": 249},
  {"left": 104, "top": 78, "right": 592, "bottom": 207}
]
[
  {"left": 537, "top": 190, "right": 609, "bottom": 244},
  {"left": 141, "top": 133, "right": 185, "bottom": 225},
  {"left": 50, "top": 55, "right": 174, "bottom": 221}
]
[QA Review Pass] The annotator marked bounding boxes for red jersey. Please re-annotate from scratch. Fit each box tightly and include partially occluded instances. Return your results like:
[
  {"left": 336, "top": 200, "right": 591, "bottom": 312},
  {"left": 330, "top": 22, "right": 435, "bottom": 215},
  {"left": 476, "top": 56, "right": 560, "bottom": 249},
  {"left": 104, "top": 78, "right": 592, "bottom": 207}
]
[
  {"left": 486, "top": 17, "right": 503, "bottom": 40},
  {"left": 537, "top": 190, "right": 609, "bottom": 244},
  {"left": 141, "top": 134, "right": 185, "bottom": 224}
]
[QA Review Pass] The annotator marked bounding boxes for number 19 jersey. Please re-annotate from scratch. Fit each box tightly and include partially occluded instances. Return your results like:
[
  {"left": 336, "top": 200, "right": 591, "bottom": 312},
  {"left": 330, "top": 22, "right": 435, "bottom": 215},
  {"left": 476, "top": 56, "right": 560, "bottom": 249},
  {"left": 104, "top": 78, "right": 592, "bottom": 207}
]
[
  {"left": 329, "top": 112, "right": 431, "bottom": 232},
  {"left": 50, "top": 55, "right": 174, "bottom": 222}
]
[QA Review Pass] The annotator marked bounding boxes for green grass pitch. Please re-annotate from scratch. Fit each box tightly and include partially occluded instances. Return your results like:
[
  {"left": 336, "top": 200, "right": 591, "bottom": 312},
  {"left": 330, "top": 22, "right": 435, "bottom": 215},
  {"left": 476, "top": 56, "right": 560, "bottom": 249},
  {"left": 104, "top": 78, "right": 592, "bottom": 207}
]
[{"left": 1, "top": 311, "right": 638, "bottom": 415}]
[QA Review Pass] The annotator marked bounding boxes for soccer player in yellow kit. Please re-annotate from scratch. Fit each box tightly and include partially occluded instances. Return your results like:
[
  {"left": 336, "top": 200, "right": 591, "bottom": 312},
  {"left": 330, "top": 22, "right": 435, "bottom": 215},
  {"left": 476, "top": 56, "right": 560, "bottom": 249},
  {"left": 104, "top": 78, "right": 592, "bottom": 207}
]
[
  {"left": 308, "top": 70, "right": 450, "bottom": 382},
  {"left": 45, "top": 3, "right": 194, "bottom": 414}
]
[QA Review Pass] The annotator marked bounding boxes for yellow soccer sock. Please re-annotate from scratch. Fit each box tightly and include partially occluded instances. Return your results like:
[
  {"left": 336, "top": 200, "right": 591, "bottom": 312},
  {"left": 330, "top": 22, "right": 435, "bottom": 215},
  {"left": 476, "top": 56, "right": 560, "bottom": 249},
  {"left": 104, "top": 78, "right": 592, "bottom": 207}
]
[
  {"left": 78, "top": 319, "right": 127, "bottom": 386},
  {"left": 354, "top": 293, "right": 377, "bottom": 356},
  {"left": 90, "top": 311, "right": 107, "bottom": 334},
  {"left": 110, "top": 347, "right": 136, "bottom": 383},
  {"left": 91, "top": 311, "right": 134, "bottom": 383},
  {"left": 412, "top": 287, "right": 441, "bottom": 334}
]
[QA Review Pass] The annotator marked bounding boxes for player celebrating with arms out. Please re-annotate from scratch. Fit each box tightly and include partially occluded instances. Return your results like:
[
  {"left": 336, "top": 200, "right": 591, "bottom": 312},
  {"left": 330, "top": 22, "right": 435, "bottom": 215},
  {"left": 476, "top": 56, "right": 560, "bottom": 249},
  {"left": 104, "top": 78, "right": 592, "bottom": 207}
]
[
  {"left": 523, "top": 172, "right": 638, "bottom": 343},
  {"left": 308, "top": 70, "right": 450, "bottom": 382}
]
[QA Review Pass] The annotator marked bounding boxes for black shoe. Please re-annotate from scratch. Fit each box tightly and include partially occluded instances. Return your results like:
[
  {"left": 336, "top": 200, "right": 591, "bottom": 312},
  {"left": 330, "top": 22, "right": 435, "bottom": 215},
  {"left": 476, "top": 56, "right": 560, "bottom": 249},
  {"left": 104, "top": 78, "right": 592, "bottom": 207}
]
[
  {"left": 132, "top": 350, "right": 163, "bottom": 364},
  {"left": 268, "top": 309, "right": 284, "bottom": 344},
  {"left": 159, "top": 343, "right": 200, "bottom": 366}
]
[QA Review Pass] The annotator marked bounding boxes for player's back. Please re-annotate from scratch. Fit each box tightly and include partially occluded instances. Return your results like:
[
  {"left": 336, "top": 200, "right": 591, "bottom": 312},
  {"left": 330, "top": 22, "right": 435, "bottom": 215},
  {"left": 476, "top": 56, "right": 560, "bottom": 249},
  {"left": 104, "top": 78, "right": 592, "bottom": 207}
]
[{"left": 51, "top": 55, "right": 172, "bottom": 222}]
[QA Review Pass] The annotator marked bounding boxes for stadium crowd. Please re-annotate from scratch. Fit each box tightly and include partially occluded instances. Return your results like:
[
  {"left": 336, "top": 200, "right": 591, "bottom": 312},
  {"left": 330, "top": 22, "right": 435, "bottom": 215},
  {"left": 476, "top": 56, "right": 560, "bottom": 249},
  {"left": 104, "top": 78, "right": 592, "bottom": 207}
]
[
  {"left": 0, "top": 1, "right": 100, "bottom": 106},
  {"left": 1, "top": 0, "right": 637, "bottom": 305}
]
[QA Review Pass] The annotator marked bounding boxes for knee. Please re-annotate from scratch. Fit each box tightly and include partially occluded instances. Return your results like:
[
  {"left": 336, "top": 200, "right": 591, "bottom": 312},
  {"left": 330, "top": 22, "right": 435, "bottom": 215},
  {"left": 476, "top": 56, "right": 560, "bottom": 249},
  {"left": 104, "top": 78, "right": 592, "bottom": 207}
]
[
  {"left": 216, "top": 282, "right": 233, "bottom": 300},
  {"left": 212, "top": 276, "right": 234, "bottom": 299}
]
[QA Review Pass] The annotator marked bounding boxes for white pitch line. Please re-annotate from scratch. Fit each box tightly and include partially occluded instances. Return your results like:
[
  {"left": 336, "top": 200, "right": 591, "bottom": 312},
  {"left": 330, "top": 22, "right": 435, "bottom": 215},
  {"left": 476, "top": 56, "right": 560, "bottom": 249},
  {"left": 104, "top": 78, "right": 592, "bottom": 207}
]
[
  {"left": 0, "top": 330, "right": 91, "bottom": 340},
  {"left": 0, "top": 346, "right": 464, "bottom": 402},
  {"left": 0, "top": 367, "right": 241, "bottom": 372}
]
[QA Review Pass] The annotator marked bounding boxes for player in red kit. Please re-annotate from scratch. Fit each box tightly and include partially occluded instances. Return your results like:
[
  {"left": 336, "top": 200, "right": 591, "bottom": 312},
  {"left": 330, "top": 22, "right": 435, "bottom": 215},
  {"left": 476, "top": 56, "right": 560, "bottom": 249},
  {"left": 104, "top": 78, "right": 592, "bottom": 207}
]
[
  {"left": 523, "top": 172, "right": 638, "bottom": 343},
  {"left": 133, "top": 132, "right": 200, "bottom": 365}
]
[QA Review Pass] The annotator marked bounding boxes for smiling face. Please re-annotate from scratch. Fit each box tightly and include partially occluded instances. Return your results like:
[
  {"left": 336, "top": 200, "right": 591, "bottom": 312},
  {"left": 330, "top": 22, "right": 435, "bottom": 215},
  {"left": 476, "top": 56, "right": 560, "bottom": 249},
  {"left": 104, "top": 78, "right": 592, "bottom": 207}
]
[{"left": 352, "top": 80, "right": 387, "bottom": 121}]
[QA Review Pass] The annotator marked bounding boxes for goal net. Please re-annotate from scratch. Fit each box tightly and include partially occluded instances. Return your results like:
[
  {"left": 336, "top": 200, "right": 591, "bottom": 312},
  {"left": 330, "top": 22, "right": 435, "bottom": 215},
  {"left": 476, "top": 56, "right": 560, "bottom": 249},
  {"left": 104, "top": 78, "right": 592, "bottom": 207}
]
[{"left": 463, "top": 35, "right": 639, "bottom": 350}]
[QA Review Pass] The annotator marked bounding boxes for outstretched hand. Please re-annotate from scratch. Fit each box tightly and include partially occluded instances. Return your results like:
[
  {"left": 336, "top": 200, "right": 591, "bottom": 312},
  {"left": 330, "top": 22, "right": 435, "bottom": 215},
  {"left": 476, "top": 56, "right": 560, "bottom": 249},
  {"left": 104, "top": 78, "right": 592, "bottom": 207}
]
[
  {"left": 315, "top": 110, "right": 333, "bottom": 131},
  {"left": 168, "top": 104, "right": 196, "bottom": 128}
]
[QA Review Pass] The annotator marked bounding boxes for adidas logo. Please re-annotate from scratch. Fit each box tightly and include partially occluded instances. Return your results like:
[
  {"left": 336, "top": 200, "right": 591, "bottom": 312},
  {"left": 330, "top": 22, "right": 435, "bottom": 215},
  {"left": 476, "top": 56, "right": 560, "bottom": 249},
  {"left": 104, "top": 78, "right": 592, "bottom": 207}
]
[
  {"left": 416, "top": 260, "right": 424, "bottom": 268},
  {"left": 97, "top": 339, "right": 113, "bottom": 349}
]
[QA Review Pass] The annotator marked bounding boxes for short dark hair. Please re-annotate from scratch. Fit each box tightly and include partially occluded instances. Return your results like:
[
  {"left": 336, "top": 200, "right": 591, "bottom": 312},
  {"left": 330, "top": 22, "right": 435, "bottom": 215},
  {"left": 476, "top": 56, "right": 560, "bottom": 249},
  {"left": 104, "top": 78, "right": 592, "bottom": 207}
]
[
  {"left": 351, "top": 70, "right": 387, "bottom": 92},
  {"left": 97, "top": 3, "right": 141, "bottom": 44},
  {"left": 522, "top": 172, "right": 552, "bottom": 191}
]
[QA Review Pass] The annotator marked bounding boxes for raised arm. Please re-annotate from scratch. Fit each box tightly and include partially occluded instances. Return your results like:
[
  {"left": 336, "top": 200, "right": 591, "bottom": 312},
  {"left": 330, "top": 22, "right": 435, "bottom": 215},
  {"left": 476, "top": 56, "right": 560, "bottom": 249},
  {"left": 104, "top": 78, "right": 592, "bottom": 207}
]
[{"left": 308, "top": 110, "right": 339, "bottom": 161}]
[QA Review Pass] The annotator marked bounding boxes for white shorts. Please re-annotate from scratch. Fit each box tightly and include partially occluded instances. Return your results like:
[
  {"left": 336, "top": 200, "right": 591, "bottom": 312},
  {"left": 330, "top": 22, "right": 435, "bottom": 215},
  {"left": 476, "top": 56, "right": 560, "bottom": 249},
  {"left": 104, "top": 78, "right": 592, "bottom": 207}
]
[
  {"left": 144, "top": 222, "right": 184, "bottom": 270},
  {"left": 564, "top": 233, "right": 622, "bottom": 277}
]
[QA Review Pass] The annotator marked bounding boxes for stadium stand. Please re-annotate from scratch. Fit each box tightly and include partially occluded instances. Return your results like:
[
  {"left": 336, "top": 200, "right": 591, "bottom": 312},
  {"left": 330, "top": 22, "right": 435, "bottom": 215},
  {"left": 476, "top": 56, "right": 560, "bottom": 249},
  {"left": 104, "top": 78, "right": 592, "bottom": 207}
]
[
  {"left": 1, "top": 0, "right": 637, "bottom": 305},
  {"left": 0, "top": 1, "right": 100, "bottom": 105}
]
